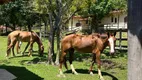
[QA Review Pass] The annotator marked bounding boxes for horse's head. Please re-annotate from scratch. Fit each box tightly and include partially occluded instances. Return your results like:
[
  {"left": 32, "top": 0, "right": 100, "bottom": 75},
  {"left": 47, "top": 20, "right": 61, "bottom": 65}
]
[
  {"left": 107, "top": 32, "right": 116, "bottom": 55},
  {"left": 39, "top": 45, "right": 44, "bottom": 56}
]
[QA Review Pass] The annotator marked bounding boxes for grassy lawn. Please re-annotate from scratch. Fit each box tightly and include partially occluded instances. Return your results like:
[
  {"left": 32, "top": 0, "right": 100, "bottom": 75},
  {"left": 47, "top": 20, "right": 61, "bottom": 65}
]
[{"left": 0, "top": 36, "right": 127, "bottom": 80}]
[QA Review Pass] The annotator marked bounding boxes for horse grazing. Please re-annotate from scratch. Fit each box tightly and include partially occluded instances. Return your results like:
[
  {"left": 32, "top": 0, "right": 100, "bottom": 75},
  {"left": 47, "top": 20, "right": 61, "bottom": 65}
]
[
  {"left": 6, "top": 30, "right": 44, "bottom": 57},
  {"left": 58, "top": 32, "right": 116, "bottom": 80}
]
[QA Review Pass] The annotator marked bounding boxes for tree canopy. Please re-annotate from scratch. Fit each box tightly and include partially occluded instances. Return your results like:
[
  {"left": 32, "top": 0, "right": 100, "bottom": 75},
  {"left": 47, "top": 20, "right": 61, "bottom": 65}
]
[{"left": 0, "top": 0, "right": 40, "bottom": 30}]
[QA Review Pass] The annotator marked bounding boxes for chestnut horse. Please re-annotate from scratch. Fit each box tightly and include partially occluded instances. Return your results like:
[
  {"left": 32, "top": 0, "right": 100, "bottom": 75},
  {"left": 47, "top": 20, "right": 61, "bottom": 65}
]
[
  {"left": 6, "top": 30, "right": 44, "bottom": 57},
  {"left": 58, "top": 32, "right": 116, "bottom": 80}
]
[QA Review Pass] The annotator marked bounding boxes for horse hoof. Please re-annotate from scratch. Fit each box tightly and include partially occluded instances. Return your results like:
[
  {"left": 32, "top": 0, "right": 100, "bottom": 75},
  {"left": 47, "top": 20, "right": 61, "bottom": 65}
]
[
  {"left": 29, "top": 56, "right": 32, "bottom": 57},
  {"left": 90, "top": 72, "right": 94, "bottom": 76},
  {"left": 57, "top": 74, "right": 66, "bottom": 78},
  {"left": 28, "top": 54, "right": 32, "bottom": 57},
  {"left": 74, "top": 72, "right": 78, "bottom": 75},
  {"left": 99, "top": 76, "right": 104, "bottom": 80},
  {"left": 6, "top": 57, "right": 9, "bottom": 60}
]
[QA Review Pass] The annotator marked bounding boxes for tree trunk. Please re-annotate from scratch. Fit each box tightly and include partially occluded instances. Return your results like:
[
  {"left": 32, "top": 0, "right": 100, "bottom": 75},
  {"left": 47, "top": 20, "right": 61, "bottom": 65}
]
[
  {"left": 27, "top": 25, "right": 31, "bottom": 31},
  {"left": 91, "top": 16, "right": 100, "bottom": 33},
  {"left": 55, "top": 26, "right": 61, "bottom": 65},
  {"left": 55, "top": 0, "right": 62, "bottom": 65},
  {"left": 47, "top": 13, "right": 54, "bottom": 65},
  {"left": 128, "top": 0, "right": 142, "bottom": 80}
]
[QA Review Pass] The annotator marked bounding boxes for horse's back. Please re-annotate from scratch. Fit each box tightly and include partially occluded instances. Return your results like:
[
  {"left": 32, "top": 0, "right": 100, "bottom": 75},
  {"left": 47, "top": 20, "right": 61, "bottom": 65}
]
[
  {"left": 61, "top": 34, "right": 76, "bottom": 42},
  {"left": 8, "top": 30, "right": 21, "bottom": 39},
  {"left": 8, "top": 31, "right": 34, "bottom": 42},
  {"left": 8, "top": 30, "right": 20, "bottom": 35},
  {"left": 61, "top": 33, "right": 100, "bottom": 53}
]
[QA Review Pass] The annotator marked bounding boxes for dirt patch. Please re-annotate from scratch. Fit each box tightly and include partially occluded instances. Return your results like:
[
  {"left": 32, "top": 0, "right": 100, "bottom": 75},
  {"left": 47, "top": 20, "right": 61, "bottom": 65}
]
[{"left": 101, "top": 59, "right": 126, "bottom": 70}]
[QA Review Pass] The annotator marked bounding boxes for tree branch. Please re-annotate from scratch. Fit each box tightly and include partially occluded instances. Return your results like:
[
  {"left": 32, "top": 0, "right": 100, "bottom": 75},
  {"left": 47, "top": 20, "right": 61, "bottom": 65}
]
[{"left": 64, "top": 9, "right": 81, "bottom": 24}]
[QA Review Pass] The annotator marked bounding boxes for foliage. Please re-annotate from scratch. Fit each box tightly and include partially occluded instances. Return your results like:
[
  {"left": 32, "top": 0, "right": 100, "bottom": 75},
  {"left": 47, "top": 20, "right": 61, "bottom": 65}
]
[
  {"left": 110, "top": 0, "right": 127, "bottom": 11},
  {"left": 90, "top": 0, "right": 112, "bottom": 20},
  {"left": 0, "top": 0, "right": 39, "bottom": 30}
]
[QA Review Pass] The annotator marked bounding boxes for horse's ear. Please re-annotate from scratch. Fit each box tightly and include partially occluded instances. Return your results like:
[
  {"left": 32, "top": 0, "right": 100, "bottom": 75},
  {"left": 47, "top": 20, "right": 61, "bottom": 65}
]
[
  {"left": 107, "top": 32, "right": 110, "bottom": 37},
  {"left": 96, "top": 34, "right": 100, "bottom": 38},
  {"left": 114, "top": 32, "right": 116, "bottom": 36}
]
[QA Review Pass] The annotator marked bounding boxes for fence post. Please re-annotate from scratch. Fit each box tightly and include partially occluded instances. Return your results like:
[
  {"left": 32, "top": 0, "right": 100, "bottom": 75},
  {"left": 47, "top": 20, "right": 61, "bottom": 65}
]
[{"left": 119, "top": 30, "right": 122, "bottom": 50}]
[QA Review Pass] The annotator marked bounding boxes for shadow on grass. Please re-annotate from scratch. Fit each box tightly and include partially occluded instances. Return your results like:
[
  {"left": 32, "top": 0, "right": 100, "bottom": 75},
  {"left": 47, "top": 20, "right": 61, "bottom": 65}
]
[
  {"left": 20, "top": 57, "right": 47, "bottom": 65},
  {"left": 0, "top": 65, "right": 44, "bottom": 80},
  {"left": 65, "top": 69, "right": 118, "bottom": 80},
  {"left": 9, "top": 52, "right": 47, "bottom": 59}
]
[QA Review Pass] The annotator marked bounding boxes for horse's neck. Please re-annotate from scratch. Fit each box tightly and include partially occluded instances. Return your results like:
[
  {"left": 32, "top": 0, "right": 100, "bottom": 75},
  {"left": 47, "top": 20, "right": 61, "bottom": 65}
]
[
  {"left": 101, "top": 38, "right": 109, "bottom": 50},
  {"left": 32, "top": 32, "right": 42, "bottom": 46},
  {"left": 36, "top": 37, "right": 43, "bottom": 46}
]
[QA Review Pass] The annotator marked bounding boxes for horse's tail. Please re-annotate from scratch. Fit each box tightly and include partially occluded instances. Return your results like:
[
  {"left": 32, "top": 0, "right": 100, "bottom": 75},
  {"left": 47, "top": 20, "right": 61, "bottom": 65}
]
[{"left": 6, "top": 35, "right": 11, "bottom": 57}]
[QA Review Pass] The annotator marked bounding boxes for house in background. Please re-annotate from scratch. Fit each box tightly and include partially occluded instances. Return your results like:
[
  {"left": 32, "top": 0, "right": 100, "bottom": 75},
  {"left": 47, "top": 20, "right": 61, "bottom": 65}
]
[
  {"left": 0, "top": 25, "right": 12, "bottom": 35},
  {"left": 68, "top": 16, "right": 89, "bottom": 31},
  {"left": 101, "top": 10, "right": 127, "bottom": 30},
  {"left": 68, "top": 10, "right": 127, "bottom": 31}
]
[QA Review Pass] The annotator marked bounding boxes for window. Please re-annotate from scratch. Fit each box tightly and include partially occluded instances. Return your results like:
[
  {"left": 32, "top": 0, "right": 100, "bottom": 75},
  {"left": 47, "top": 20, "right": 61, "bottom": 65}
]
[
  {"left": 86, "top": 20, "right": 88, "bottom": 24},
  {"left": 111, "top": 17, "right": 113, "bottom": 22},
  {"left": 76, "top": 22, "right": 81, "bottom": 27},
  {"left": 111, "top": 16, "right": 117, "bottom": 23},
  {"left": 115, "top": 18, "right": 117, "bottom": 23},
  {"left": 124, "top": 16, "right": 127, "bottom": 23}
]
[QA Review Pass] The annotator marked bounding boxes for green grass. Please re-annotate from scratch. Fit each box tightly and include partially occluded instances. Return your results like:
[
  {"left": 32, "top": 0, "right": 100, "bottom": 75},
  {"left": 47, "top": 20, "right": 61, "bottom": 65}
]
[{"left": 0, "top": 36, "right": 127, "bottom": 80}]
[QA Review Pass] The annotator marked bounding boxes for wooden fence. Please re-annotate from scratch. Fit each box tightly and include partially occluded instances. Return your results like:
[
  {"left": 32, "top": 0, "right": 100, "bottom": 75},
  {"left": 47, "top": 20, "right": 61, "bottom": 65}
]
[{"left": 102, "top": 27, "right": 128, "bottom": 50}]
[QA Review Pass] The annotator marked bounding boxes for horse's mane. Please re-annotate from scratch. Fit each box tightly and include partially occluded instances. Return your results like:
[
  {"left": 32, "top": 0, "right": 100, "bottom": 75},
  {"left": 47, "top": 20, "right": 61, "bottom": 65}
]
[
  {"left": 92, "top": 33, "right": 108, "bottom": 39},
  {"left": 65, "top": 31, "right": 76, "bottom": 36}
]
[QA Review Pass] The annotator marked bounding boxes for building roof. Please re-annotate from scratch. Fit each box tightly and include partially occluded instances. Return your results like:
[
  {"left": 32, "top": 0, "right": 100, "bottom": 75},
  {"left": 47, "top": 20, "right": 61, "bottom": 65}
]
[
  {"left": 109, "top": 10, "right": 126, "bottom": 15},
  {"left": 73, "top": 16, "right": 88, "bottom": 21}
]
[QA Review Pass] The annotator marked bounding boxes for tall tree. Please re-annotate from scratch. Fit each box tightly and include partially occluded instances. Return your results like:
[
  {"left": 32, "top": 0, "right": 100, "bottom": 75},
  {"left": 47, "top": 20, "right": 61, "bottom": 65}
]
[
  {"left": 33, "top": 0, "right": 55, "bottom": 64},
  {"left": 128, "top": 0, "right": 142, "bottom": 80}
]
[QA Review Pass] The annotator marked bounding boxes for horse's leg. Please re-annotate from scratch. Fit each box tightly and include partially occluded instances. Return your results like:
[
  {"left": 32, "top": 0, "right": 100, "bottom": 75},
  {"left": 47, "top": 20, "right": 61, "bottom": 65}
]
[
  {"left": 16, "top": 41, "right": 19, "bottom": 54},
  {"left": 96, "top": 51, "right": 104, "bottom": 80},
  {"left": 6, "top": 39, "right": 16, "bottom": 57},
  {"left": 6, "top": 43, "right": 13, "bottom": 57},
  {"left": 16, "top": 41, "right": 20, "bottom": 54},
  {"left": 58, "top": 51, "right": 67, "bottom": 77},
  {"left": 22, "top": 42, "right": 30, "bottom": 55},
  {"left": 16, "top": 41, "right": 22, "bottom": 54},
  {"left": 12, "top": 41, "right": 17, "bottom": 57},
  {"left": 69, "top": 48, "right": 78, "bottom": 75},
  {"left": 28, "top": 42, "right": 33, "bottom": 57},
  {"left": 89, "top": 54, "right": 96, "bottom": 75}
]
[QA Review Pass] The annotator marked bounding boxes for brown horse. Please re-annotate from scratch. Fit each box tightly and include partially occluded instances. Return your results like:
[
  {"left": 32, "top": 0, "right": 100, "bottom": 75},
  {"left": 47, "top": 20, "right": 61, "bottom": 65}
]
[
  {"left": 6, "top": 30, "right": 44, "bottom": 57},
  {"left": 58, "top": 32, "right": 116, "bottom": 80}
]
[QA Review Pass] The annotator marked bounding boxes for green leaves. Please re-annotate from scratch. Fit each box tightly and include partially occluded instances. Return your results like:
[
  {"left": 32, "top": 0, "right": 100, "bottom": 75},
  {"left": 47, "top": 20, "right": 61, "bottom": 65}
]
[
  {"left": 90, "top": 0, "right": 113, "bottom": 19},
  {"left": 0, "top": 0, "right": 39, "bottom": 28},
  {"left": 110, "top": 0, "right": 127, "bottom": 10}
]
